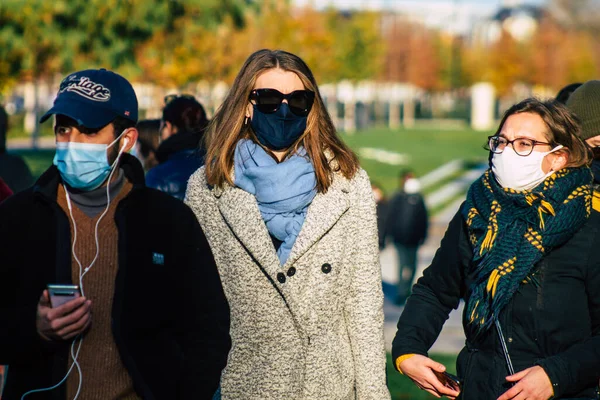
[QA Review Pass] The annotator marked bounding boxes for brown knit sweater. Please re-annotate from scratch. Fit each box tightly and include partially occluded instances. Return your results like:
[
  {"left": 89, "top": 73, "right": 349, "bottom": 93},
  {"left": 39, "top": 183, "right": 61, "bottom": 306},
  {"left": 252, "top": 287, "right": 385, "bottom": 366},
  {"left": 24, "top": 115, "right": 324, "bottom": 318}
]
[{"left": 57, "top": 182, "right": 141, "bottom": 400}]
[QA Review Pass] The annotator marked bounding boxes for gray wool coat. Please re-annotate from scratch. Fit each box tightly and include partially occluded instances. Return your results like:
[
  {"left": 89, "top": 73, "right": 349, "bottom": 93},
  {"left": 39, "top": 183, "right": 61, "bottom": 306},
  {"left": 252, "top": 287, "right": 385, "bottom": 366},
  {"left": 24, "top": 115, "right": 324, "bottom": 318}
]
[{"left": 185, "top": 165, "right": 391, "bottom": 400}]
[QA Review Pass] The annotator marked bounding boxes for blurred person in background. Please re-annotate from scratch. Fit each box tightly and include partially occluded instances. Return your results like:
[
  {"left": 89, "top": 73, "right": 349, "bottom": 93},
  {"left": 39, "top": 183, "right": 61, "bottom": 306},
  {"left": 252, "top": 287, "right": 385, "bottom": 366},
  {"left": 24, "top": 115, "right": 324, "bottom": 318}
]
[
  {"left": 567, "top": 80, "right": 600, "bottom": 193},
  {"left": 145, "top": 95, "right": 208, "bottom": 200},
  {"left": 185, "top": 49, "right": 390, "bottom": 400},
  {"left": 567, "top": 79, "right": 600, "bottom": 397},
  {"left": 555, "top": 82, "right": 582, "bottom": 105},
  {"left": 371, "top": 182, "right": 388, "bottom": 250},
  {"left": 0, "top": 105, "right": 33, "bottom": 193},
  {"left": 384, "top": 169, "right": 428, "bottom": 305},
  {"left": 393, "top": 98, "right": 600, "bottom": 400},
  {"left": 133, "top": 118, "right": 160, "bottom": 171}
]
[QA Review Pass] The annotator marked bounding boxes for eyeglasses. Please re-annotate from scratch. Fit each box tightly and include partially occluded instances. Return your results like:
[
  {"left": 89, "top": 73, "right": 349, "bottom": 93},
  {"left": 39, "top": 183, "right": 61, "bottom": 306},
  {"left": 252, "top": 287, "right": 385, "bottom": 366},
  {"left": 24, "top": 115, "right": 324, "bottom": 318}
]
[
  {"left": 164, "top": 94, "right": 196, "bottom": 105},
  {"left": 249, "top": 88, "right": 315, "bottom": 117},
  {"left": 487, "top": 135, "right": 553, "bottom": 156}
]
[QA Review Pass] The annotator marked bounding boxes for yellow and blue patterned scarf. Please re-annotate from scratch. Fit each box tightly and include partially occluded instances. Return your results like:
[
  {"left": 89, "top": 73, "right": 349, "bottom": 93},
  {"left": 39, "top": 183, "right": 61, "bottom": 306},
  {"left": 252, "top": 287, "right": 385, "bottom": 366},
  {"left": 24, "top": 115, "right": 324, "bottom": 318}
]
[{"left": 462, "top": 167, "right": 592, "bottom": 334}]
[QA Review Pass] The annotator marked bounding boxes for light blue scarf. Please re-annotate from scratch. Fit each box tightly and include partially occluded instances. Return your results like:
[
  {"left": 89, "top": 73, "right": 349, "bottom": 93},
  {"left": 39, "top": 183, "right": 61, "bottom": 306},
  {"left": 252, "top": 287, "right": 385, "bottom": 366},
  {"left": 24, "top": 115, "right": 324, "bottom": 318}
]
[{"left": 234, "top": 139, "right": 317, "bottom": 265}]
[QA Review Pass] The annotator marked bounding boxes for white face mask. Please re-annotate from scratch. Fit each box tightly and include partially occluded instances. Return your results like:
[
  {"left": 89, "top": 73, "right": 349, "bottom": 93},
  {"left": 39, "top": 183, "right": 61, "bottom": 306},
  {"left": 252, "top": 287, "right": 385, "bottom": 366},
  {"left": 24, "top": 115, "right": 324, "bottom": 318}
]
[
  {"left": 404, "top": 178, "right": 421, "bottom": 194},
  {"left": 492, "top": 145, "right": 563, "bottom": 191}
]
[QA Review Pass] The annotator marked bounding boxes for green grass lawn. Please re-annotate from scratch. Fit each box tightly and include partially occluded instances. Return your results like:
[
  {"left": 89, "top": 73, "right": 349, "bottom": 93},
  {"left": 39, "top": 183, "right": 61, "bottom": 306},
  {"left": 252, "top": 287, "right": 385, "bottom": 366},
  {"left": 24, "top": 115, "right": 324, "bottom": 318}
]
[
  {"left": 387, "top": 353, "right": 458, "bottom": 399},
  {"left": 339, "top": 126, "right": 492, "bottom": 196}
]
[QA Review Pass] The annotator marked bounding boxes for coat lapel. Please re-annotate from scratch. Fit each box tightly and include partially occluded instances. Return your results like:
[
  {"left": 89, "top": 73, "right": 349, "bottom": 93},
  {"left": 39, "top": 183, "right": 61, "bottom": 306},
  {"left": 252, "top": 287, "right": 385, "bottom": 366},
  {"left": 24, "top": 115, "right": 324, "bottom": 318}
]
[
  {"left": 216, "top": 185, "right": 281, "bottom": 277},
  {"left": 283, "top": 176, "right": 351, "bottom": 268}
]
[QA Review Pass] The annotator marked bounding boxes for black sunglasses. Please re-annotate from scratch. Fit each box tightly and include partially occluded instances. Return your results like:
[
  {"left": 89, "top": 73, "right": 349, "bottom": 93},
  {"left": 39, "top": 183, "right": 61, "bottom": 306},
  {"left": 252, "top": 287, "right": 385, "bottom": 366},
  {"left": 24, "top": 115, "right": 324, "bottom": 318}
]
[{"left": 249, "top": 88, "right": 315, "bottom": 117}]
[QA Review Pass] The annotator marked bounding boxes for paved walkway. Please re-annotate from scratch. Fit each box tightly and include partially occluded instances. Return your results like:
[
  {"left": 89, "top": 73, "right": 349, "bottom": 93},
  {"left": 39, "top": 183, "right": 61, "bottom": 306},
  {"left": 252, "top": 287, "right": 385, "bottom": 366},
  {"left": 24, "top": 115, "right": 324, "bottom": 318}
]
[{"left": 381, "top": 198, "right": 466, "bottom": 354}]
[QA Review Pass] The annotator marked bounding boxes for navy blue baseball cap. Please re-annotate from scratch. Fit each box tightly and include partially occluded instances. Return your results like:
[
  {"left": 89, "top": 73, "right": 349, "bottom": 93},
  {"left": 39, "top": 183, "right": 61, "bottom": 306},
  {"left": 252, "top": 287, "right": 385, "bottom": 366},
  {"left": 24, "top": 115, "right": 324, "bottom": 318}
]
[{"left": 40, "top": 68, "right": 138, "bottom": 129}]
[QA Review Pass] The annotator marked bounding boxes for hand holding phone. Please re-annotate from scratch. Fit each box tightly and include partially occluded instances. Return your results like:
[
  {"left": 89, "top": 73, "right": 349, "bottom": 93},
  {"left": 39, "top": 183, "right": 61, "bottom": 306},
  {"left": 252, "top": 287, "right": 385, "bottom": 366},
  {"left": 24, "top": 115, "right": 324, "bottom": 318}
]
[
  {"left": 433, "top": 370, "right": 462, "bottom": 392},
  {"left": 47, "top": 284, "right": 81, "bottom": 308},
  {"left": 36, "top": 285, "right": 91, "bottom": 341},
  {"left": 398, "top": 354, "right": 461, "bottom": 399}
]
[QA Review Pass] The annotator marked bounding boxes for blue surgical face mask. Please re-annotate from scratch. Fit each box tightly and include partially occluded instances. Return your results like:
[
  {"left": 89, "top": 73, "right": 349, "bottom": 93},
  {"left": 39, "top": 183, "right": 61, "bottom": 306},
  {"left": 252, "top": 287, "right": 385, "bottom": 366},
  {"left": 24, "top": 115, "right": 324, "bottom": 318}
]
[
  {"left": 250, "top": 103, "right": 307, "bottom": 151},
  {"left": 53, "top": 134, "right": 124, "bottom": 191}
]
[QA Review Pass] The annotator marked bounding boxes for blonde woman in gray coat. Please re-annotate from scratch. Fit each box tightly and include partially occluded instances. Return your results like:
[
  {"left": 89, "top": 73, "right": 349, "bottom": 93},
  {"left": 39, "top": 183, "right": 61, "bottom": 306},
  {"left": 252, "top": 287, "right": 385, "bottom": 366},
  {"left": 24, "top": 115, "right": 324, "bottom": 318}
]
[{"left": 185, "top": 49, "right": 390, "bottom": 400}]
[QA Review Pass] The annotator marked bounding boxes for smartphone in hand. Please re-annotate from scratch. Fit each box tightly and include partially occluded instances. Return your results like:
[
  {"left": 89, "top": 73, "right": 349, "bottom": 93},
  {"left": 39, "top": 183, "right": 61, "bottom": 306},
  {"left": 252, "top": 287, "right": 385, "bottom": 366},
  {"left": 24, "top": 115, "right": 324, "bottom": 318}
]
[
  {"left": 432, "top": 370, "right": 462, "bottom": 392},
  {"left": 47, "top": 284, "right": 81, "bottom": 308}
]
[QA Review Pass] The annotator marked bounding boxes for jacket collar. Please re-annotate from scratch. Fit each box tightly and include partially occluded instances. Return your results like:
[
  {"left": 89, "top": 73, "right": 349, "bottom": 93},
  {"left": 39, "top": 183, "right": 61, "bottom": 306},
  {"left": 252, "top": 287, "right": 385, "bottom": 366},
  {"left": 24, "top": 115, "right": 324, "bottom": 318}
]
[
  {"left": 155, "top": 130, "right": 204, "bottom": 163},
  {"left": 283, "top": 176, "right": 350, "bottom": 267},
  {"left": 214, "top": 170, "right": 351, "bottom": 275},
  {"left": 33, "top": 153, "right": 146, "bottom": 202},
  {"left": 217, "top": 186, "right": 282, "bottom": 276}
]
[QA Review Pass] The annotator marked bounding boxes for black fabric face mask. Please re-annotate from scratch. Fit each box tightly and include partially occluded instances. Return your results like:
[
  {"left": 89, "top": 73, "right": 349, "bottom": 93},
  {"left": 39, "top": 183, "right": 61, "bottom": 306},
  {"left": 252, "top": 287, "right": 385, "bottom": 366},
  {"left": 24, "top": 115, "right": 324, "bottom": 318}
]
[{"left": 250, "top": 103, "right": 307, "bottom": 151}]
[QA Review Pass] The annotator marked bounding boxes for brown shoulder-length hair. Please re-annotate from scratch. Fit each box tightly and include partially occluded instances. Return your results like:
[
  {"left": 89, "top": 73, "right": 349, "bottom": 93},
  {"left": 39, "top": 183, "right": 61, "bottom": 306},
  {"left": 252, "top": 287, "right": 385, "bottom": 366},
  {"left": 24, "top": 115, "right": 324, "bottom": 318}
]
[
  {"left": 493, "top": 98, "right": 590, "bottom": 168},
  {"left": 203, "top": 49, "right": 359, "bottom": 193}
]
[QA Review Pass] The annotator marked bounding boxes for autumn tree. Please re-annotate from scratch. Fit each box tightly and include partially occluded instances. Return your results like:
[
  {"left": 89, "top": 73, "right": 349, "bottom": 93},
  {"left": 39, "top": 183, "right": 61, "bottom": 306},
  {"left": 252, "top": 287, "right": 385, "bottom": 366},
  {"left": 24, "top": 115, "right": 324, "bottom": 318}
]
[
  {"left": 135, "top": 0, "right": 259, "bottom": 87},
  {"left": 327, "top": 10, "right": 385, "bottom": 82},
  {"left": 0, "top": 0, "right": 185, "bottom": 83},
  {"left": 137, "top": 0, "right": 385, "bottom": 86},
  {"left": 244, "top": 3, "right": 340, "bottom": 83},
  {"left": 380, "top": 15, "right": 470, "bottom": 90}
]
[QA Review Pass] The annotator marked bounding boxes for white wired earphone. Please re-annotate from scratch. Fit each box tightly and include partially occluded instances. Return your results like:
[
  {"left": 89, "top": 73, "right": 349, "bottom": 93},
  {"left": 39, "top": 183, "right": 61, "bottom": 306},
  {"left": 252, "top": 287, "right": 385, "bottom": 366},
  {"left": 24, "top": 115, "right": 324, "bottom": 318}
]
[{"left": 21, "top": 137, "right": 129, "bottom": 400}]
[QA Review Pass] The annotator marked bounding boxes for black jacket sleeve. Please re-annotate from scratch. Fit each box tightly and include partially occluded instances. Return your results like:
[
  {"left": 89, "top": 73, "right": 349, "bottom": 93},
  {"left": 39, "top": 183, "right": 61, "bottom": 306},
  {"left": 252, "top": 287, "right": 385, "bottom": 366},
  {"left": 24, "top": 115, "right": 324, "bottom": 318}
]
[
  {"left": 177, "top": 205, "right": 231, "bottom": 399},
  {"left": 0, "top": 194, "right": 64, "bottom": 364},
  {"left": 391, "top": 206, "right": 471, "bottom": 365},
  {"left": 535, "top": 217, "right": 600, "bottom": 398}
]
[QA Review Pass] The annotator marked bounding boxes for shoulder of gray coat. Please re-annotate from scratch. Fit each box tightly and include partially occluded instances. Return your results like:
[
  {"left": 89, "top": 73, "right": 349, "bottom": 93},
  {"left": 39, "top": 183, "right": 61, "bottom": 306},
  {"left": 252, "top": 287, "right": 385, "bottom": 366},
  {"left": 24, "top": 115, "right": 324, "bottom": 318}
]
[
  {"left": 349, "top": 168, "right": 372, "bottom": 194},
  {"left": 329, "top": 167, "right": 373, "bottom": 203},
  {"left": 185, "top": 166, "right": 211, "bottom": 203}
]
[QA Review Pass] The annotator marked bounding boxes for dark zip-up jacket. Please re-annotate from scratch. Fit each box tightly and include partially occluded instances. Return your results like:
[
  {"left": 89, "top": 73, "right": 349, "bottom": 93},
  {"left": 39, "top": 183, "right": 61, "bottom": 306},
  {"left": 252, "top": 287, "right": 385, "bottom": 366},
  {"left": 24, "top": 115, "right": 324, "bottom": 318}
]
[
  {"left": 384, "top": 191, "right": 428, "bottom": 246},
  {"left": 392, "top": 202, "right": 600, "bottom": 399},
  {"left": 0, "top": 154, "right": 231, "bottom": 400},
  {"left": 146, "top": 131, "right": 205, "bottom": 201}
]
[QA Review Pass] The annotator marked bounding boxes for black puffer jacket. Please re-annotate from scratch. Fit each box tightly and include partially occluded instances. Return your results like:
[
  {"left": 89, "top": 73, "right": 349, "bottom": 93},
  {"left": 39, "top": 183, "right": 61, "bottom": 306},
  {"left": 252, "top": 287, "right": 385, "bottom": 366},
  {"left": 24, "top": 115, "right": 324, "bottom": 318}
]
[
  {"left": 0, "top": 154, "right": 231, "bottom": 400},
  {"left": 392, "top": 202, "right": 600, "bottom": 399}
]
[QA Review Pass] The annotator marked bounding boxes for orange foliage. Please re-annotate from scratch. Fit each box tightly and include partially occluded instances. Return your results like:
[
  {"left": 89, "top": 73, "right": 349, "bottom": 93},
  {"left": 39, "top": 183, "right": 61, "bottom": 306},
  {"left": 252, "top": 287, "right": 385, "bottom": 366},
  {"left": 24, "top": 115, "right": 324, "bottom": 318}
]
[
  {"left": 381, "top": 16, "right": 442, "bottom": 90},
  {"left": 135, "top": 1, "right": 383, "bottom": 87}
]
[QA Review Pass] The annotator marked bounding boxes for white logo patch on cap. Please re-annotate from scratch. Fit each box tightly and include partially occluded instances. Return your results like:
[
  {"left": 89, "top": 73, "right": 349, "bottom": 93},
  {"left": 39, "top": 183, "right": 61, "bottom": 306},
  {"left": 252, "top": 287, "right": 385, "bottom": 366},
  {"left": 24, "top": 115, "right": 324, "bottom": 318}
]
[{"left": 60, "top": 75, "right": 111, "bottom": 102}]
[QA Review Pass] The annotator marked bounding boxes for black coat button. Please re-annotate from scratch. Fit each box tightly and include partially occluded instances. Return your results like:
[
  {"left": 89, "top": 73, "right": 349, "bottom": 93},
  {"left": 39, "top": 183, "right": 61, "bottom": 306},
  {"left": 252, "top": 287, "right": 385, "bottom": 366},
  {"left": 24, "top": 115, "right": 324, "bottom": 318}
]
[
  {"left": 277, "top": 272, "right": 286, "bottom": 283},
  {"left": 287, "top": 267, "right": 296, "bottom": 277},
  {"left": 321, "top": 263, "right": 332, "bottom": 274}
]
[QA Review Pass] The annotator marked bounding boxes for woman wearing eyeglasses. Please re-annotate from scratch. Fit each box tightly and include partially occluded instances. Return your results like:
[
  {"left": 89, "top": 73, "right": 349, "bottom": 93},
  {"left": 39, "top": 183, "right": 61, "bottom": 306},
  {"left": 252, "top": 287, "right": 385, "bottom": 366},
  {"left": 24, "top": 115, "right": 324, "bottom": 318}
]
[
  {"left": 185, "top": 49, "right": 390, "bottom": 400},
  {"left": 392, "top": 98, "right": 600, "bottom": 400}
]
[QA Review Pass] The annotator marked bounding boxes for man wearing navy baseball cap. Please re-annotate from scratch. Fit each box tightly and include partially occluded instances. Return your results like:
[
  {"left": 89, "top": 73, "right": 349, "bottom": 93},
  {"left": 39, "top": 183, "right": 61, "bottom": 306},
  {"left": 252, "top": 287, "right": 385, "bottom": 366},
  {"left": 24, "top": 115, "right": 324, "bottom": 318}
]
[{"left": 0, "top": 69, "right": 231, "bottom": 400}]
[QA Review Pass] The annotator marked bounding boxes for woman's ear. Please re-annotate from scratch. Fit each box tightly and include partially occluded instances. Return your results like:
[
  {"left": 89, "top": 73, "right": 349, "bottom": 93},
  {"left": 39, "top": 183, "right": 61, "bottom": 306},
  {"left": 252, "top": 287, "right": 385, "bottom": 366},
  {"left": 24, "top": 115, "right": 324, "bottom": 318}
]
[{"left": 550, "top": 149, "right": 568, "bottom": 171}]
